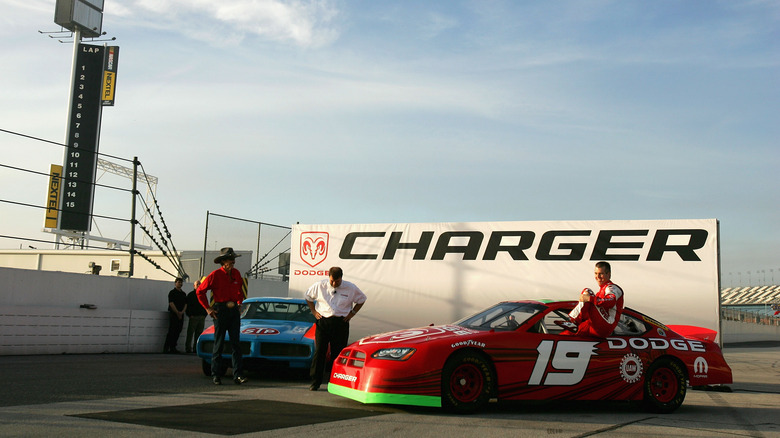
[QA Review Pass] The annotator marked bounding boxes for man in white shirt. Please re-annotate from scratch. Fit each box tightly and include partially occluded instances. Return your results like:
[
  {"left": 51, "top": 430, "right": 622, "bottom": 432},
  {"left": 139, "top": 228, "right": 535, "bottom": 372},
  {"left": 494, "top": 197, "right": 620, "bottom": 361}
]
[{"left": 305, "top": 266, "right": 367, "bottom": 391}]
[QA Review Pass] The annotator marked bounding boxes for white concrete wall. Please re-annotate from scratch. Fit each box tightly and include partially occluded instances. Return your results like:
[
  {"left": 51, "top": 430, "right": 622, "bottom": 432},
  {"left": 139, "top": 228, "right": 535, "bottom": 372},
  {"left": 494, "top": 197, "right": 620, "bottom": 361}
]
[
  {"left": 722, "top": 319, "right": 780, "bottom": 344},
  {"left": 0, "top": 266, "right": 288, "bottom": 355},
  {"left": 0, "top": 266, "right": 773, "bottom": 355},
  {"left": 0, "top": 266, "right": 170, "bottom": 310},
  {"left": 1, "top": 307, "right": 167, "bottom": 355}
]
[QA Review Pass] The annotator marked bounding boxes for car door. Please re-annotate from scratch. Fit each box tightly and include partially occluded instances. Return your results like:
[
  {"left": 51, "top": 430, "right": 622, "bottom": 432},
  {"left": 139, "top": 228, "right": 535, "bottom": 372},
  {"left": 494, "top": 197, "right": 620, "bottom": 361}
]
[{"left": 494, "top": 307, "right": 641, "bottom": 402}]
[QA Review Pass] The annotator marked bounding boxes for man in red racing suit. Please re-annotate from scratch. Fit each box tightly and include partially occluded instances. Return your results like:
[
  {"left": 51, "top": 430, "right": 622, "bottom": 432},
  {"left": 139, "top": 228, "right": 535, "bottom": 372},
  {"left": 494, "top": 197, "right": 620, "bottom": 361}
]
[{"left": 567, "top": 261, "right": 624, "bottom": 337}]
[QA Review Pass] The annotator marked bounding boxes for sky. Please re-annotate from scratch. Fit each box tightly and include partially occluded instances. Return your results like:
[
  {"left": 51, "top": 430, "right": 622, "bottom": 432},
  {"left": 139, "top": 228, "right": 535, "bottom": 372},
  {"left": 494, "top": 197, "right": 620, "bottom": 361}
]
[{"left": 0, "top": 0, "right": 778, "bottom": 286}]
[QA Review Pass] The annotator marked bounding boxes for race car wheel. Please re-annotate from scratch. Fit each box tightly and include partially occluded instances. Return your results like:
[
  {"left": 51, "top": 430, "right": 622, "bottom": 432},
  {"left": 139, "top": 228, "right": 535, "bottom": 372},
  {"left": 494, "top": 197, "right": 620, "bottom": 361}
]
[
  {"left": 442, "top": 351, "right": 494, "bottom": 413},
  {"left": 643, "top": 358, "right": 687, "bottom": 413}
]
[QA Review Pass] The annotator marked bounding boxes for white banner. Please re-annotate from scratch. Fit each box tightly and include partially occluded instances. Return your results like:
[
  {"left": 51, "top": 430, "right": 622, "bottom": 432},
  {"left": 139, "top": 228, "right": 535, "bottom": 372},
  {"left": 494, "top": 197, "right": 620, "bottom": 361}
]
[{"left": 290, "top": 219, "right": 721, "bottom": 342}]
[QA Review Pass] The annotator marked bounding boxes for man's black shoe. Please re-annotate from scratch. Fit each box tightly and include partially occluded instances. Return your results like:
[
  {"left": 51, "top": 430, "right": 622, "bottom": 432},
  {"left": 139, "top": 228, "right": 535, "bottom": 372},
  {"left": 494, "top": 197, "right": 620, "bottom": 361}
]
[
  {"left": 309, "top": 384, "right": 320, "bottom": 391},
  {"left": 213, "top": 376, "right": 222, "bottom": 385},
  {"left": 554, "top": 320, "right": 578, "bottom": 333},
  {"left": 234, "top": 376, "right": 248, "bottom": 385}
]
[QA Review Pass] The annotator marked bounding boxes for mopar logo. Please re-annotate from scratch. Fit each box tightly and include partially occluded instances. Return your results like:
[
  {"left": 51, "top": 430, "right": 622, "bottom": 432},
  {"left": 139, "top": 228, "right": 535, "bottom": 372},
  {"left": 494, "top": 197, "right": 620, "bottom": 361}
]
[
  {"left": 694, "top": 357, "right": 709, "bottom": 375},
  {"left": 336, "top": 229, "right": 708, "bottom": 262}
]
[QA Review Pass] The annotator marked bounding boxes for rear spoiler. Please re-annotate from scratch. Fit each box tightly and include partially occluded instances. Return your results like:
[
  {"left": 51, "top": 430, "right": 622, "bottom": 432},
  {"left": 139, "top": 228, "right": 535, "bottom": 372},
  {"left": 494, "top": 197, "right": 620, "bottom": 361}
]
[{"left": 667, "top": 325, "right": 718, "bottom": 342}]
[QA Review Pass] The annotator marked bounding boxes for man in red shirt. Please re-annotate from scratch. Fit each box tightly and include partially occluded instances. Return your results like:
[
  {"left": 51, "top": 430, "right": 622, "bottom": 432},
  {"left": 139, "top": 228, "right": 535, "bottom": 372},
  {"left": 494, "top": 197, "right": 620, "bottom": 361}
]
[
  {"left": 561, "top": 261, "right": 624, "bottom": 337},
  {"left": 197, "top": 247, "right": 247, "bottom": 385}
]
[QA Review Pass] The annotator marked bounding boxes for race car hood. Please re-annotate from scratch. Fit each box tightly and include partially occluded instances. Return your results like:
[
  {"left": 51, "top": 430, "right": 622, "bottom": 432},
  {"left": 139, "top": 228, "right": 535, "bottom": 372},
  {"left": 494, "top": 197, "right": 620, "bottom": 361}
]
[
  {"left": 202, "top": 319, "right": 313, "bottom": 341},
  {"left": 241, "top": 320, "right": 313, "bottom": 341},
  {"left": 357, "top": 325, "right": 483, "bottom": 346}
]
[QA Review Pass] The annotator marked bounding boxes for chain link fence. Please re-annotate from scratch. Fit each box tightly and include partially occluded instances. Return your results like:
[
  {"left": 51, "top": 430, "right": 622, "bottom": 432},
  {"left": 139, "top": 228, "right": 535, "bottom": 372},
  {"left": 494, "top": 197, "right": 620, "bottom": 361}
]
[
  {"left": 722, "top": 306, "right": 780, "bottom": 327},
  {"left": 200, "top": 212, "right": 291, "bottom": 282}
]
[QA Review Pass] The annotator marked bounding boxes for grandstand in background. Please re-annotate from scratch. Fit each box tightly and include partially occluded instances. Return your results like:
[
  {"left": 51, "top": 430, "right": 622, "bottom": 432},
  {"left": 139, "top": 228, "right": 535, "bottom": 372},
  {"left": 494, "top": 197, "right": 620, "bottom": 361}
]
[
  {"left": 722, "top": 285, "right": 780, "bottom": 305},
  {"left": 721, "top": 285, "right": 780, "bottom": 327}
]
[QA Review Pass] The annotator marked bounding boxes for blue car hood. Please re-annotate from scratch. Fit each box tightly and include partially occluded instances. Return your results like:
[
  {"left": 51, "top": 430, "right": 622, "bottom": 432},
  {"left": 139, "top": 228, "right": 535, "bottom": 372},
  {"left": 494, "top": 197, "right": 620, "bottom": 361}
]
[{"left": 238, "top": 319, "right": 313, "bottom": 342}]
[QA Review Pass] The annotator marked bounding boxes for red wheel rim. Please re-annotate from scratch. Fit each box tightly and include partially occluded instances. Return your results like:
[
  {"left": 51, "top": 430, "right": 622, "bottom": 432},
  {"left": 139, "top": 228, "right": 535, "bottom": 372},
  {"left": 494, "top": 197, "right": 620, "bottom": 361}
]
[
  {"left": 449, "top": 363, "right": 484, "bottom": 403},
  {"left": 649, "top": 367, "right": 678, "bottom": 403}
]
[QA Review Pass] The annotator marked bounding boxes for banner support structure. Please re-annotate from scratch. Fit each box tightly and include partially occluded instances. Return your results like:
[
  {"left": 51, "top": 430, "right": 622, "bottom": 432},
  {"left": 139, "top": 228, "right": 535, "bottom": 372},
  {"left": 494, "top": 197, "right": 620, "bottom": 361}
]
[{"left": 129, "top": 156, "right": 138, "bottom": 277}]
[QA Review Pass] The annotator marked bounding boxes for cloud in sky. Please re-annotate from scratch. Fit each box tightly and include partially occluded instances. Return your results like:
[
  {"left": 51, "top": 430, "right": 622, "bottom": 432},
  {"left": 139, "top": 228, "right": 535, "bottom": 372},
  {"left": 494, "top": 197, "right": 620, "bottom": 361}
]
[{"left": 109, "top": 0, "right": 341, "bottom": 47}]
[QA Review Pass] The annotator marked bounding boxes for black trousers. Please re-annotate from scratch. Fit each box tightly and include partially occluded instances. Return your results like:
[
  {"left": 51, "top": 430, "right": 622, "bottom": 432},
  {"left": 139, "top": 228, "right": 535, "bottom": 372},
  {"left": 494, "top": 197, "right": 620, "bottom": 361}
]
[
  {"left": 310, "top": 316, "right": 349, "bottom": 386},
  {"left": 211, "top": 303, "right": 243, "bottom": 377},
  {"left": 164, "top": 313, "right": 184, "bottom": 352}
]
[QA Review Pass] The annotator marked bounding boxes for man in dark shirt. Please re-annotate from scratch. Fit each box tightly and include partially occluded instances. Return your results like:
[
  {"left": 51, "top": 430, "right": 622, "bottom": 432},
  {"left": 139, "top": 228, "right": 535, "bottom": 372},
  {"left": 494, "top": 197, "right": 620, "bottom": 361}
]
[
  {"left": 185, "top": 280, "right": 207, "bottom": 353},
  {"left": 164, "top": 277, "right": 187, "bottom": 354}
]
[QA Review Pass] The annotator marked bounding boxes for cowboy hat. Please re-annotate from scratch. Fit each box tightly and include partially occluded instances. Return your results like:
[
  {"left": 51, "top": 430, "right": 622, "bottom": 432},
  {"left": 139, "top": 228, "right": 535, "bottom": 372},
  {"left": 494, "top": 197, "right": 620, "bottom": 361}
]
[{"left": 214, "top": 247, "right": 242, "bottom": 264}]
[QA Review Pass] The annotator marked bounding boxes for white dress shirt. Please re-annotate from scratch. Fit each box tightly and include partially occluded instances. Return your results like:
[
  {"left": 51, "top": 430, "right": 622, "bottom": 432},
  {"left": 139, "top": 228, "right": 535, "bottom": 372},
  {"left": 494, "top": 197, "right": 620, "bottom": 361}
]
[{"left": 305, "top": 279, "right": 367, "bottom": 317}]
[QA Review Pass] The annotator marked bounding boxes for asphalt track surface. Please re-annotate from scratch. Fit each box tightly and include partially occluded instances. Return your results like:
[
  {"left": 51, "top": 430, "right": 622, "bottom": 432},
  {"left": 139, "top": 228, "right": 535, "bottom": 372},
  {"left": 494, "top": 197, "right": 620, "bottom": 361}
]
[{"left": 0, "top": 343, "right": 778, "bottom": 437}]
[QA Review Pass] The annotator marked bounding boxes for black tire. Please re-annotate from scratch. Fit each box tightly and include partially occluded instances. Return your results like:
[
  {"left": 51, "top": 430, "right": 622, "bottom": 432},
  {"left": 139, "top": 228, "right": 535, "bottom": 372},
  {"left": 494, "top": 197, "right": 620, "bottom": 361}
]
[
  {"left": 643, "top": 358, "right": 687, "bottom": 413},
  {"left": 441, "top": 351, "right": 494, "bottom": 413}
]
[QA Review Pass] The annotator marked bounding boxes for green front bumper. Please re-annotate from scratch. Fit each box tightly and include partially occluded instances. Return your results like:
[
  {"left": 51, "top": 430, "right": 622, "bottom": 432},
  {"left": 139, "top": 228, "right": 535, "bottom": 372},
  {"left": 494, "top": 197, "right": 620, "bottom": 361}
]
[{"left": 328, "top": 383, "right": 441, "bottom": 408}]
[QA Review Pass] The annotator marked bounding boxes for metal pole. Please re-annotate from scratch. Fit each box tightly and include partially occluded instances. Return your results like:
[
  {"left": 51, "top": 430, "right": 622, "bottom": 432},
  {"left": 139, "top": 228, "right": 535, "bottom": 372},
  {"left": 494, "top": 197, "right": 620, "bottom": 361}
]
[
  {"left": 256, "top": 222, "right": 262, "bottom": 279},
  {"left": 129, "top": 156, "right": 138, "bottom": 277},
  {"left": 201, "top": 211, "right": 210, "bottom": 278}
]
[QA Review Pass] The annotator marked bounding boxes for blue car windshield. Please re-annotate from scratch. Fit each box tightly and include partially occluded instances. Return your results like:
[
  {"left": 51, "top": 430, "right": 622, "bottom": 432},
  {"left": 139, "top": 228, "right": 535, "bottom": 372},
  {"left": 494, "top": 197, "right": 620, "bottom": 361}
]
[
  {"left": 454, "top": 302, "right": 547, "bottom": 331},
  {"left": 241, "top": 301, "right": 316, "bottom": 323}
]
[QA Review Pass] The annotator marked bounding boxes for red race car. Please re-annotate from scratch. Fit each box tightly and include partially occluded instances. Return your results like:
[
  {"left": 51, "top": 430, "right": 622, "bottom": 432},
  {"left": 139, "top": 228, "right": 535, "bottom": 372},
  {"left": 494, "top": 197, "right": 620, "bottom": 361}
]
[{"left": 328, "top": 300, "right": 732, "bottom": 413}]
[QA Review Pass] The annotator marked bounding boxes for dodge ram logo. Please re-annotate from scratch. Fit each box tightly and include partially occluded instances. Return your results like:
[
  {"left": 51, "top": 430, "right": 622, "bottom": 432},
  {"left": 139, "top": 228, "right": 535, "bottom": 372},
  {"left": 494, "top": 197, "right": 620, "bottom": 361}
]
[{"left": 301, "top": 232, "right": 329, "bottom": 267}]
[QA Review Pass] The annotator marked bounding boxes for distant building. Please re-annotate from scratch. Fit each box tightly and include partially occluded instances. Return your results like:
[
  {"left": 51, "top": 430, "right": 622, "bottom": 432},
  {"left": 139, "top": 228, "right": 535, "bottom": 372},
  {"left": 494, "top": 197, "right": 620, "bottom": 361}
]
[{"left": 0, "top": 249, "right": 254, "bottom": 281}]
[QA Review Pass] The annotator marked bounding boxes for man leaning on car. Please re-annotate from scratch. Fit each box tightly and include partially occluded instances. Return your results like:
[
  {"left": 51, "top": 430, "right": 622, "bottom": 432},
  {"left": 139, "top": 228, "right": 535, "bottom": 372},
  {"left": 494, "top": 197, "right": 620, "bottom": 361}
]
[
  {"left": 305, "top": 266, "right": 367, "bottom": 391},
  {"left": 196, "top": 247, "right": 248, "bottom": 385}
]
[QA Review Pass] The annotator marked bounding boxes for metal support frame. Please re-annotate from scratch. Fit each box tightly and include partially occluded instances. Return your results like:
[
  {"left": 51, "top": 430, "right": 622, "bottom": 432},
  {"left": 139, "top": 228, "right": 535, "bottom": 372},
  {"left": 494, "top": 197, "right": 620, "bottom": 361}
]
[{"left": 47, "top": 158, "right": 157, "bottom": 252}]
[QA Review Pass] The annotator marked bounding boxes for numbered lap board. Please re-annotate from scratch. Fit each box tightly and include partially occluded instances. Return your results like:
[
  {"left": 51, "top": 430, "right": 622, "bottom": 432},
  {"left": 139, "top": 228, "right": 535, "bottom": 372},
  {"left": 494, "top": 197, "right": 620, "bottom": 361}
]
[{"left": 60, "top": 44, "right": 104, "bottom": 231}]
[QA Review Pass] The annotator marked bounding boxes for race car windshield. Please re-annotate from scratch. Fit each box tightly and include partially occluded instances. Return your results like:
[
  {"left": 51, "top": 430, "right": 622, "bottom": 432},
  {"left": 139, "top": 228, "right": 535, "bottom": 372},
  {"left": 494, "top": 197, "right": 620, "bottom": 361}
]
[
  {"left": 454, "top": 302, "right": 546, "bottom": 331},
  {"left": 241, "top": 301, "right": 316, "bottom": 323}
]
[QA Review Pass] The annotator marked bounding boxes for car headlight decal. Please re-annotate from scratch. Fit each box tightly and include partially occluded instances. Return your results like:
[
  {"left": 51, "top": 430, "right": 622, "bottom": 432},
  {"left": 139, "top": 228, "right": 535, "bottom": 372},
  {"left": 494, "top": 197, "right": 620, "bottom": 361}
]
[{"left": 372, "top": 347, "right": 416, "bottom": 361}]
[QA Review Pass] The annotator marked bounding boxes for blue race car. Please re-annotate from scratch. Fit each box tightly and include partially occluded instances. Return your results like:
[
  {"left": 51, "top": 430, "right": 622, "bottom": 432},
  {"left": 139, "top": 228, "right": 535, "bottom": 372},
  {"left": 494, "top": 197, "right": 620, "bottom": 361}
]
[{"left": 196, "top": 297, "right": 316, "bottom": 376}]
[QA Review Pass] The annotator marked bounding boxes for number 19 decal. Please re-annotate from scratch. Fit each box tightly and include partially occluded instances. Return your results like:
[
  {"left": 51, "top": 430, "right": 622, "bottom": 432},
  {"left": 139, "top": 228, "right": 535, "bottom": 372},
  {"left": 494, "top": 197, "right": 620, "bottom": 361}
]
[{"left": 529, "top": 340, "right": 597, "bottom": 386}]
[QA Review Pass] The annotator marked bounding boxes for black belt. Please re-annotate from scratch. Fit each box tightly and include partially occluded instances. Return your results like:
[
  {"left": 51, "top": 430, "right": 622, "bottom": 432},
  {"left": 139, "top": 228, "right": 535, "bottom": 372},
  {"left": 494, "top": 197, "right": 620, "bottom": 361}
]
[
  {"left": 214, "top": 301, "right": 237, "bottom": 308},
  {"left": 320, "top": 315, "right": 347, "bottom": 322}
]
